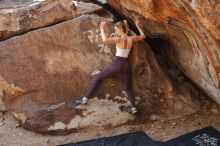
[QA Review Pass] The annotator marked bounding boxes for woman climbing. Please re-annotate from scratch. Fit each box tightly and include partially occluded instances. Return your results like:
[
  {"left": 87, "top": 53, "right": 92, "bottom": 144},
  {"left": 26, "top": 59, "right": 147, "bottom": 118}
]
[{"left": 76, "top": 19, "right": 146, "bottom": 114}]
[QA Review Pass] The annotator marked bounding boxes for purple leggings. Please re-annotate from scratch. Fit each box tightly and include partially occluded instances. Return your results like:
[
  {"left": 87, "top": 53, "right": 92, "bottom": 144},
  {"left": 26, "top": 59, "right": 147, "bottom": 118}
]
[{"left": 85, "top": 56, "right": 135, "bottom": 107}]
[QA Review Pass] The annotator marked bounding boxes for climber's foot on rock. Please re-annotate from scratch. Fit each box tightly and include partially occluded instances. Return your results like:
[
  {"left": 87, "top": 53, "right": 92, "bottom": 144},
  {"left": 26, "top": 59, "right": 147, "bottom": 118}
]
[
  {"left": 130, "top": 107, "right": 138, "bottom": 115},
  {"left": 120, "top": 105, "right": 138, "bottom": 115},
  {"left": 76, "top": 97, "right": 89, "bottom": 105}
]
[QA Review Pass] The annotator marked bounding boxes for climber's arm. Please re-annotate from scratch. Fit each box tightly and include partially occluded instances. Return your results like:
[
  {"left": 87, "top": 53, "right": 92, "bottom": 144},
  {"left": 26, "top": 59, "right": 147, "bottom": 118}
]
[
  {"left": 100, "top": 21, "right": 120, "bottom": 44},
  {"left": 132, "top": 20, "right": 146, "bottom": 42}
]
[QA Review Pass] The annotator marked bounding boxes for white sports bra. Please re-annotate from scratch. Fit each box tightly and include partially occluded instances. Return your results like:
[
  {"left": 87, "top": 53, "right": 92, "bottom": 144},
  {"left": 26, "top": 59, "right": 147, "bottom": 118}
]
[{"left": 115, "top": 46, "right": 131, "bottom": 58}]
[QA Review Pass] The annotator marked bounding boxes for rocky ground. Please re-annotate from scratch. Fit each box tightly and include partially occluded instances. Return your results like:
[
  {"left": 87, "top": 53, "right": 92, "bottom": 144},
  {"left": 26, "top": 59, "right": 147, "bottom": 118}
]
[{"left": 0, "top": 97, "right": 219, "bottom": 146}]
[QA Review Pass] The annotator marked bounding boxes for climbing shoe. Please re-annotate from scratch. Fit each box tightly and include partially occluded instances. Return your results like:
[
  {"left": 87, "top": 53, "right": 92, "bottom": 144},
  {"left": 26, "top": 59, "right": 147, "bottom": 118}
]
[
  {"left": 131, "top": 107, "right": 138, "bottom": 114},
  {"left": 76, "top": 97, "right": 89, "bottom": 105}
]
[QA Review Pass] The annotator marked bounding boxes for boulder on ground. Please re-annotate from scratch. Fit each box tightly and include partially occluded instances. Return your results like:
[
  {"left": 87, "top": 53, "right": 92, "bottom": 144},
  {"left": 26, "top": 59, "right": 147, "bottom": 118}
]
[
  {"left": 0, "top": 1, "right": 200, "bottom": 134},
  {"left": 0, "top": 0, "right": 107, "bottom": 40}
]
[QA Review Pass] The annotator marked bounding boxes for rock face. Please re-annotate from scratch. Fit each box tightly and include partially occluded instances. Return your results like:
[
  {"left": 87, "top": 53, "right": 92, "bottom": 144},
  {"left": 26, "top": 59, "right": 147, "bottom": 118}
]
[
  {"left": 0, "top": 13, "right": 162, "bottom": 134},
  {"left": 0, "top": 0, "right": 105, "bottom": 40},
  {"left": 0, "top": 1, "right": 201, "bottom": 134},
  {"left": 107, "top": 0, "right": 220, "bottom": 104}
]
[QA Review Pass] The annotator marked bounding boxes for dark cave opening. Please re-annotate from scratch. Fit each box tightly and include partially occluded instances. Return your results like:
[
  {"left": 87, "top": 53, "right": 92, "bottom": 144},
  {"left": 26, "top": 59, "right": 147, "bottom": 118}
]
[
  {"left": 146, "top": 37, "right": 210, "bottom": 101},
  {"left": 146, "top": 38, "right": 181, "bottom": 82}
]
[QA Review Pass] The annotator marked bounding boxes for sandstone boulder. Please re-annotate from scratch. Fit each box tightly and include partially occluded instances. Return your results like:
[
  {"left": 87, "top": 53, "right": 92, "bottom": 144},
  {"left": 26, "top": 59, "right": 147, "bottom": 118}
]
[
  {"left": 0, "top": 0, "right": 106, "bottom": 40},
  {"left": 0, "top": 1, "right": 200, "bottom": 134},
  {"left": 107, "top": 0, "right": 220, "bottom": 104}
]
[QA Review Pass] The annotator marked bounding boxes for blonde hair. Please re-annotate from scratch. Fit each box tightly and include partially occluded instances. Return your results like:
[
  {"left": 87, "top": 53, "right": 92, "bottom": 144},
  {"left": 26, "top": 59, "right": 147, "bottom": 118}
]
[{"left": 115, "top": 20, "right": 129, "bottom": 34}]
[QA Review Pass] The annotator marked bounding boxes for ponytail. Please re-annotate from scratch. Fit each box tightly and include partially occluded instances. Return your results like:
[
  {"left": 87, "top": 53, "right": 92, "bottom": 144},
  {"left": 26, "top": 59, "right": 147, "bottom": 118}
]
[
  {"left": 123, "top": 20, "right": 129, "bottom": 34},
  {"left": 115, "top": 20, "right": 129, "bottom": 34}
]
